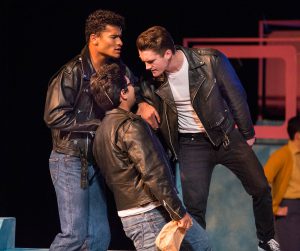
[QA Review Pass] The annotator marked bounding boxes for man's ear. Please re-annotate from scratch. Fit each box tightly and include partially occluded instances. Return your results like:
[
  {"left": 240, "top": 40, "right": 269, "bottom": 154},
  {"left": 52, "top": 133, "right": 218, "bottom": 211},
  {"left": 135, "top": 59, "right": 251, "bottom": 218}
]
[
  {"left": 164, "top": 49, "right": 173, "bottom": 60},
  {"left": 90, "top": 34, "right": 98, "bottom": 45},
  {"left": 120, "top": 89, "right": 127, "bottom": 101}
]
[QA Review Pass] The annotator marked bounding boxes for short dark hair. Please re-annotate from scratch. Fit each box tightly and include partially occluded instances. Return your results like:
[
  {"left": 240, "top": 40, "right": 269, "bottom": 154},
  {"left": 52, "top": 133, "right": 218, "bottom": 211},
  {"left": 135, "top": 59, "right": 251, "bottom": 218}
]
[
  {"left": 90, "top": 62, "right": 127, "bottom": 111},
  {"left": 85, "top": 9, "right": 125, "bottom": 42},
  {"left": 136, "top": 26, "right": 175, "bottom": 56},
  {"left": 287, "top": 116, "right": 300, "bottom": 140}
]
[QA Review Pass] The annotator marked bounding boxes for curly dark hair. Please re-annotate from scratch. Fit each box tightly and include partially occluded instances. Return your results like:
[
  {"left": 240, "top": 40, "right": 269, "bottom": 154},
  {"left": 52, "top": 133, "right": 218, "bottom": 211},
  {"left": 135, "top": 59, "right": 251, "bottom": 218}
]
[
  {"left": 90, "top": 62, "right": 127, "bottom": 111},
  {"left": 85, "top": 9, "right": 125, "bottom": 42}
]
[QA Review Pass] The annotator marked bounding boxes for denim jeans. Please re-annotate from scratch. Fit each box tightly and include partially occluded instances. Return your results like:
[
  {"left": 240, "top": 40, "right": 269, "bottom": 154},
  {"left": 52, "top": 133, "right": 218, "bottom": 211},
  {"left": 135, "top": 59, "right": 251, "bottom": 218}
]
[
  {"left": 120, "top": 206, "right": 212, "bottom": 251},
  {"left": 49, "top": 151, "right": 110, "bottom": 251},
  {"left": 179, "top": 129, "right": 274, "bottom": 242}
]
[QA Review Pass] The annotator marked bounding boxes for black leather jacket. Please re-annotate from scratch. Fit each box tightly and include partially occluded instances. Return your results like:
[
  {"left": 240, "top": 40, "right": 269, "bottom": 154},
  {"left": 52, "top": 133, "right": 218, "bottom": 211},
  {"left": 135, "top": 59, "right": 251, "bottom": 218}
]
[
  {"left": 93, "top": 108, "right": 186, "bottom": 221},
  {"left": 140, "top": 46, "right": 255, "bottom": 159},
  {"left": 44, "top": 46, "right": 135, "bottom": 160}
]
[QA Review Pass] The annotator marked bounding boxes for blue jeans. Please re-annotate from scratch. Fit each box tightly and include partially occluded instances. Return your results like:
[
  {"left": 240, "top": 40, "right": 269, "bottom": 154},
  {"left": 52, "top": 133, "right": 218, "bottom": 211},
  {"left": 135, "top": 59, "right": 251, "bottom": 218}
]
[
  {"left": 179, "top": 129, "right": 274, "bottom": 242},
  {"left": 181, "top": 217, "right": 212, "bottom": 251},
  {"left": 120, "top": 206, "right": 212, "bottom": 251},
  {"left": 49, "top": 151, "right": 110, "bottom": 251}
]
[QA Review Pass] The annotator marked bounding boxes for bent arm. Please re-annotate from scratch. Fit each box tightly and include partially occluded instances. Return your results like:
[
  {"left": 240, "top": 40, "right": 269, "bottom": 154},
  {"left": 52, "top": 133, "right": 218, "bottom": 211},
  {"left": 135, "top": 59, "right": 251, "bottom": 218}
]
[
  {"left": 136, "top": 78, "right": 161, "bottom": 129},
  {"left": 122, "top": 120, "right": 186, "bottom": 220},
  {"left": 216, "top": 52, "right": 255, "bottom": 140},
  {"left": 44, "top": 68, "right": 100, "bottom": 132}
]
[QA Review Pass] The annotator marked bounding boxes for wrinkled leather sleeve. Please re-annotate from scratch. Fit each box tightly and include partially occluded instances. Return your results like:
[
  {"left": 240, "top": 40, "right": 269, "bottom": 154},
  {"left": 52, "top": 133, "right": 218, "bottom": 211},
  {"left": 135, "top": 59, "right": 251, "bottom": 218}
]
[
  {"left": 118, "top": 119, "right": 186, "bottom": 220},
  {"left": 44, "top": 65, "right": 100, "bottom": 132},
  {"left": 137, "top": 78, "right": 162, "bottom": 114},
  {"left": 214, "top": 51, "right": 255, "bottom": 140}
]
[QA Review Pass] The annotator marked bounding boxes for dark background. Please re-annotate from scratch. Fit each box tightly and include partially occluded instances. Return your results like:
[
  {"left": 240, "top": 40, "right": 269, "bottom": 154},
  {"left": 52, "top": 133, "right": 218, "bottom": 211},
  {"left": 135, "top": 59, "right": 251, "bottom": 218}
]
[{"left": 2, "top": 0, "right": 299, "bottom": 249}]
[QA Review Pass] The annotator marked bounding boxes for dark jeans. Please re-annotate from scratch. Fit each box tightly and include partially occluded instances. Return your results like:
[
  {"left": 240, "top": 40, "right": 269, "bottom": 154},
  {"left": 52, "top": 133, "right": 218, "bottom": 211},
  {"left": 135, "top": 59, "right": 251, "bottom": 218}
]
[
  {"left": 275, "top": 199, "right": 300, "bottom": 251},
  {"left": 178, "top": 129, "right": 274, "bottom": 242}
]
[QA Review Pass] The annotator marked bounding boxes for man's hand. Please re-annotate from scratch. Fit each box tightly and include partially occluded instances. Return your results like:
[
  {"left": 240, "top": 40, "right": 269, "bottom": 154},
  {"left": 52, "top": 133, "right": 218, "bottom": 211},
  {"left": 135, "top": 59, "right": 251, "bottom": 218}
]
[
  {"left": 276, "top": 206, "right": 288, "bottom": 216},
  {"left": 176, "top": 213, "right": 193, "bottom": 230},
  {"left": 137, "top": 102, "right": 160, "bottom": 129},
  {"left": 246, "top": 137, "right": 256, "bottom": 147}
]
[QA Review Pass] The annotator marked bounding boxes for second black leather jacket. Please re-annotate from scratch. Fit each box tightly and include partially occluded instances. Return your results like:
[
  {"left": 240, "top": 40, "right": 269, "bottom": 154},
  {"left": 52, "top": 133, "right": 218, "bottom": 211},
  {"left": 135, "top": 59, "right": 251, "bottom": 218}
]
[
  {"left": 93, "top": 108, "right": 186, "bottom": 221},
  {"left": 140, "top": 46, "right": 255, "bottom": 159}
]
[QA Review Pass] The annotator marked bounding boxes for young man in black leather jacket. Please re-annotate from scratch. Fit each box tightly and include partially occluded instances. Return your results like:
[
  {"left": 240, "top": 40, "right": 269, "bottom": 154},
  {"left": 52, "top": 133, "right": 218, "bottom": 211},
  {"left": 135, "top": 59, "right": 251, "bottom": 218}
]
[
  {"left": 44, "top": 9, "right": 135, "bottom": 251},
  {"left": 136, "top": 26, "right": 280, "bottom": 251},
  {"left": 91, "top": 62, "right": 212, "bottom": 251}
]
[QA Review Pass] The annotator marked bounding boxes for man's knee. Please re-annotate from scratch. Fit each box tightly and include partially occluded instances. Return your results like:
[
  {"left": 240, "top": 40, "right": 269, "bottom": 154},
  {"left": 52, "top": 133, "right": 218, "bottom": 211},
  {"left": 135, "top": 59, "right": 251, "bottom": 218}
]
[{"left": 251, "top": 181, "right": 271, "bottom": 198}]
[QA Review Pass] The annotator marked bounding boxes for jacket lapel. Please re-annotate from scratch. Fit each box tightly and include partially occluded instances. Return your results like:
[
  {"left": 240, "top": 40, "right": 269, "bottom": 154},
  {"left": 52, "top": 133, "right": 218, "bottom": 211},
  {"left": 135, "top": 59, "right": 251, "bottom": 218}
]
[
  {"left": 178, "top": 46, "right": 206, "bottom": 104},
  {"left": 155, "top": 78, "right": 177, "bottom": 113}
]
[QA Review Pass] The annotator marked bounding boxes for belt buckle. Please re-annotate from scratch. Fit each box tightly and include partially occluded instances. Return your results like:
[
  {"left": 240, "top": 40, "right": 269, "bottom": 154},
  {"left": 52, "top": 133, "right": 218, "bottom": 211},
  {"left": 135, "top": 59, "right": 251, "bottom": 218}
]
[{"left": 222, "top": 134, "right": 230, "bottom": 149}]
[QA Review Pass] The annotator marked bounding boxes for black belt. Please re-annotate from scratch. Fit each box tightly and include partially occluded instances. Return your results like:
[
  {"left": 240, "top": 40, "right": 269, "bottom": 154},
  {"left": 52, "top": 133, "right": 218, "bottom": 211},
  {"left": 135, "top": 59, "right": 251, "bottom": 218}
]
[{"left": 179, "top": 132, "right": 208, "bottom": 139}]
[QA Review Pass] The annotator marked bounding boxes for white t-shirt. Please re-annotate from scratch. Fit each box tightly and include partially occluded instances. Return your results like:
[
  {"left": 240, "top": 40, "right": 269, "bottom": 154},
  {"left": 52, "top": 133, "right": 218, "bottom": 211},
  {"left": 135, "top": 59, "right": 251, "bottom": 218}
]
[
  {"left": 167, "top": 53, "right": 205, "bottom": 133},
  {"left": 118, "top": 201, "right": 161, "bottom": 217}
]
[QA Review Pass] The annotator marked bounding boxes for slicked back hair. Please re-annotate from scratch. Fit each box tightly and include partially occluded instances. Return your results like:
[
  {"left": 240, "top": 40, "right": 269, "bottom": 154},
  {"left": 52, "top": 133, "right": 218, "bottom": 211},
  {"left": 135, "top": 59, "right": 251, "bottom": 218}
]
[{"left": 136, "top": 26, "right": 175, "bottom": 56}]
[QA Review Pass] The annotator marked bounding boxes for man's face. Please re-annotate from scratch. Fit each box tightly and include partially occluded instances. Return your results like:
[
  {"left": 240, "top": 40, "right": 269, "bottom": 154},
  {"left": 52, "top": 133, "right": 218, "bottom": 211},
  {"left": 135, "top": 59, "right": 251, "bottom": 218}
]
[
  {"left": 138, "top": 49, "right": 169, "bottom": 77},
  {"left": 93, "top": 25, "right": 123, "bottom": 58},
  {"left": 125, "top": 76, "right": 136, "bottom": 108}
]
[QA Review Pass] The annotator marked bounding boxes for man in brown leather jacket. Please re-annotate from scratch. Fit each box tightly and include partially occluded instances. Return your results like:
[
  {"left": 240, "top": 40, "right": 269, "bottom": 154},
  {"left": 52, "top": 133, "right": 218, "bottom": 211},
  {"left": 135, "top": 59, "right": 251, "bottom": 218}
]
[
  {"left": 43, "top": 9, "right": 135, "bottom": 251},
  {"left": 91, "top": 62, "right": 212, "bottom": 251},
  {"left": 136, "top": 26, "right": 280, "bottom": 251}
]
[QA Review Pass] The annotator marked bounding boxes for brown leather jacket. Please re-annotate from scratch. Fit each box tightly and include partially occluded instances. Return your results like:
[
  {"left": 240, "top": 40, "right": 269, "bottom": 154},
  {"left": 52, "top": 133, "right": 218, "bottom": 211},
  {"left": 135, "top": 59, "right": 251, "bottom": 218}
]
[{"left": 93, "top": 108, "right": 186, "bottom": 221}]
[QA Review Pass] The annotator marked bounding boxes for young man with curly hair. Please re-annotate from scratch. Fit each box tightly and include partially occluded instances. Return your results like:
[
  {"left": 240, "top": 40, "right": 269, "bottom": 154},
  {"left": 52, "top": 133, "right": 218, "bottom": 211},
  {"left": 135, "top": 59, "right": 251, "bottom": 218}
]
[
  {"left": 91, "top": 62, "right": 212, "bottom": 251},
  {"left": 44, "top": 9, "right": 135, "bottom": 251}
]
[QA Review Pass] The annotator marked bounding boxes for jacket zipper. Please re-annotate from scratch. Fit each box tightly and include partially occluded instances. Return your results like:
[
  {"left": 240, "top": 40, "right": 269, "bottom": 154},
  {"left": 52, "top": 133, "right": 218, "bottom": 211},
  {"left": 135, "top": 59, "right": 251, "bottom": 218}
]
[
  {"left": 80, "top": 56, "right": 96, "bottom": 155},
  {"left": 163, "top": 200, "right": 181, "bottom": 220},
  {"left": 191, "top": 78, "right": 216, "bottom": 147},
  {"left": 205, "top": 78, "right": 216, "bottom": 101},
  {"left": 165, "top": 107, "right": 178, "bottom": 160},
  {"left": 154, "top": 80, "right": 177, "bottom": 158}
]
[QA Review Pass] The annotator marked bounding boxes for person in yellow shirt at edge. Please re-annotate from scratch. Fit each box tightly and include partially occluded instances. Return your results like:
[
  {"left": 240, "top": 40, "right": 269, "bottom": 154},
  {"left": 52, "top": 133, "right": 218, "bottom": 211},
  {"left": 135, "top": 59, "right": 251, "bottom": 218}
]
[{"left": 264, "top": 116, "right": 300, "bottom": 251}]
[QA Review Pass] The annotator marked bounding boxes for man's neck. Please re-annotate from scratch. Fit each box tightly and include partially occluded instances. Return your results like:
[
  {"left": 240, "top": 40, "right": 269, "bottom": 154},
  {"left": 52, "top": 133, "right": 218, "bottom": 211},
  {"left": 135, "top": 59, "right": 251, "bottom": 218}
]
[
  {"left": 119, "top": 102, "right": 131, "bottom": 112},
  {"left": 167, "top": 50, "right": 184, "bottom": 74},
  {"left": 89, "top": 45, "right": 108, "bottom": 72}
]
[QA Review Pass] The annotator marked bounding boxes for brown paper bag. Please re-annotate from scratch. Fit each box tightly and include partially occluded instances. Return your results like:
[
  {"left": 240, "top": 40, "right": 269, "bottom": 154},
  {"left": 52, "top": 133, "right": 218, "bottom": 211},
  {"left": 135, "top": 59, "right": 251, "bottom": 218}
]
[{"left": 155, "top": 221, "right": 187, "bottom": 251}]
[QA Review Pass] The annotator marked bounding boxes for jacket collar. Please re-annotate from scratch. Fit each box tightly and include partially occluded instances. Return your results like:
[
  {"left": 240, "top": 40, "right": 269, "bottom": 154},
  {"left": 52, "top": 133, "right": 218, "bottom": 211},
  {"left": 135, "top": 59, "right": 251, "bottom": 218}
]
[
  {"left": 106, "top": 107, "right": 141, "bottom": 120},
  {"left": 155, "top": 82, "right": 177, "bottom": 113},
  {"left": 177, "top": 45, "right": 205, "bottom": 70},
  {"left": 154, "top": 46, "right": 206, "bottom": 107},
  {"left": 178, "top": 46, "right": 206, "bottom": 102},
  {"left": 155, "top": 45, "right": 206, "bottom": 82},
  {"left": 79, "top": 46, "right": 130, "bottom": 83},
  {"left": 79, "top": 45, "right": 95, "bottom": 81}
]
